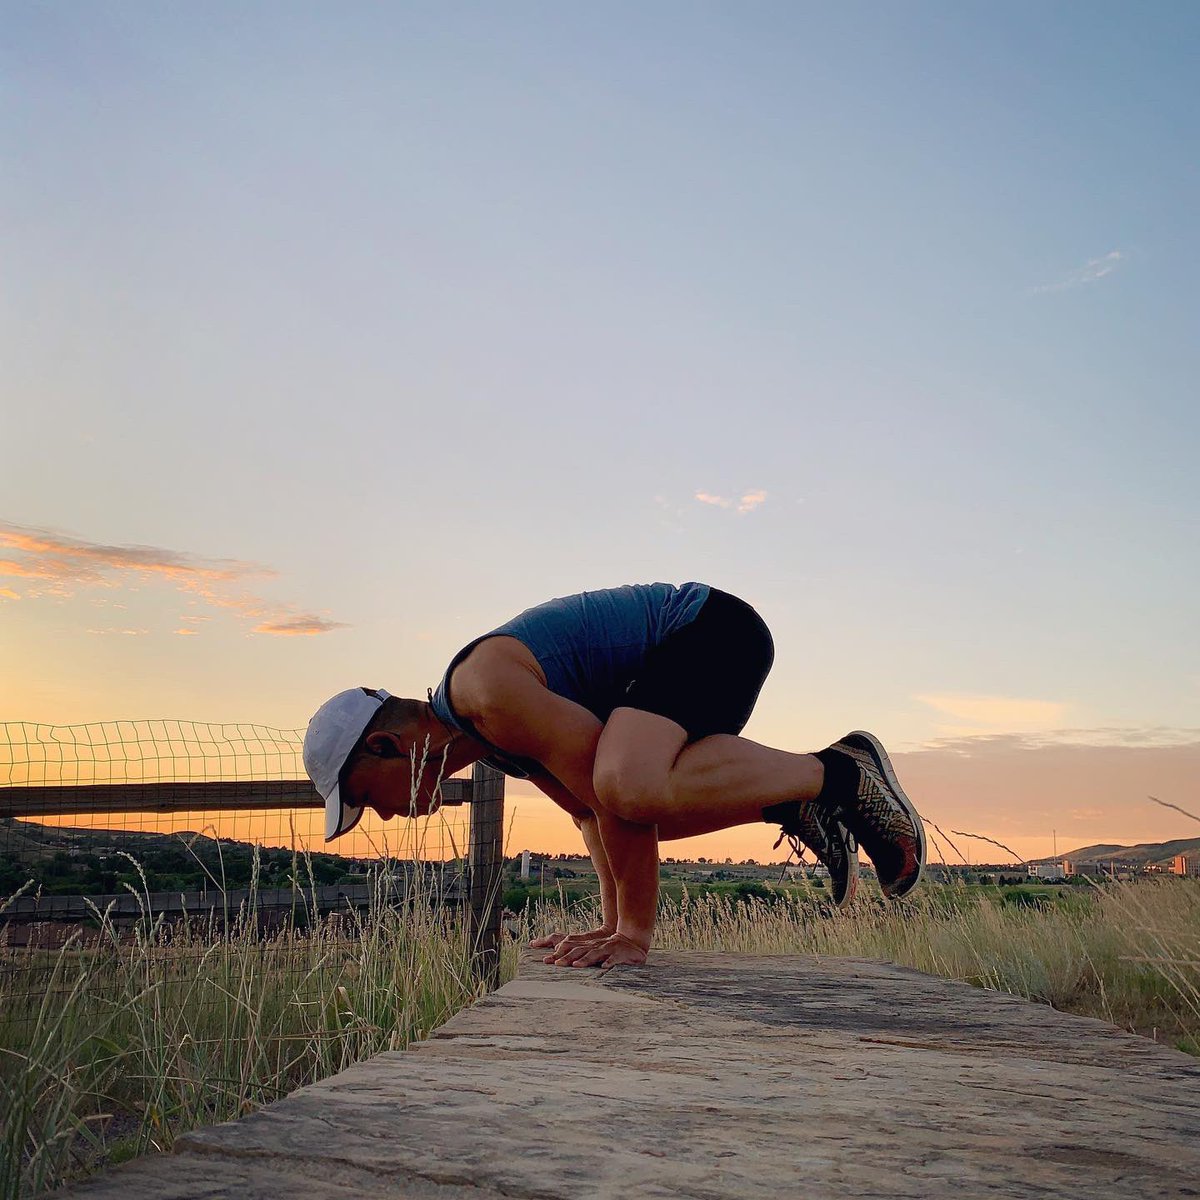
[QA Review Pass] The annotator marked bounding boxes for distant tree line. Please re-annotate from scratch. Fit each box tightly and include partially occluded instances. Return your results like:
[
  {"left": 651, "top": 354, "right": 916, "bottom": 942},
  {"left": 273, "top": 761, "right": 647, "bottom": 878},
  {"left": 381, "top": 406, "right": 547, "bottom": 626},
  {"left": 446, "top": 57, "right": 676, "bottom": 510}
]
[{"left": 0, "top": 841, "right": 362, "bottom": 897}]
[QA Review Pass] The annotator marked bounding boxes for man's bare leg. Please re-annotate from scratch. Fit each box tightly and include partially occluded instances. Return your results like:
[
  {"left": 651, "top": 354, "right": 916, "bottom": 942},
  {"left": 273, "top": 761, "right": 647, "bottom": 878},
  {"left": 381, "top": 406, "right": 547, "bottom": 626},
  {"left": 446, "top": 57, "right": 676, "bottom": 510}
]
[
  {"left": 592, "top": 707, "right": 825, "bottom": 836},
  {"left": 593, "top": 707, "right": 923, "bottom": 903}
]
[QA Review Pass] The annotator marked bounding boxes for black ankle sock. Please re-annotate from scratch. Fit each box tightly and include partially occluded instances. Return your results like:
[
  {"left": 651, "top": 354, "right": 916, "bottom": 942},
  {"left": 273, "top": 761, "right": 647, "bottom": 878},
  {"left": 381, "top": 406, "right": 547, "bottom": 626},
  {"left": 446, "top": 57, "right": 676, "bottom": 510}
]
[
  {"left": 762, "top": 748, "right": 859, "bottom": 824},
  {"left": 762, "top": 798, "right": 791, "bottom": 824},
  {"left": 813, "top": 747, "right": 859, "bottom": 805}
]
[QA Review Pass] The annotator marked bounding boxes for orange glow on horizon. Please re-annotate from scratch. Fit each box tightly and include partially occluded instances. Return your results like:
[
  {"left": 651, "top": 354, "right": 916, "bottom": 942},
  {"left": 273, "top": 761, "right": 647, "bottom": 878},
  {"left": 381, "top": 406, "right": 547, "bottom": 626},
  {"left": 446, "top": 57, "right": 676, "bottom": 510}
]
[{"left": 8, "top": 741, "right": 1199, "bottom": 869}]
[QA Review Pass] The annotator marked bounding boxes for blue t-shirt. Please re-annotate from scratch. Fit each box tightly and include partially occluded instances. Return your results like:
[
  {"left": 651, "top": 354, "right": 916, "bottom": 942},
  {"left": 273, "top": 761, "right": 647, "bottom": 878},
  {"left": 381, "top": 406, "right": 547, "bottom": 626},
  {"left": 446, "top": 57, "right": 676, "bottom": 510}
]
[{"left": 429, "top": 582, "right": 710, "bottom": 777}]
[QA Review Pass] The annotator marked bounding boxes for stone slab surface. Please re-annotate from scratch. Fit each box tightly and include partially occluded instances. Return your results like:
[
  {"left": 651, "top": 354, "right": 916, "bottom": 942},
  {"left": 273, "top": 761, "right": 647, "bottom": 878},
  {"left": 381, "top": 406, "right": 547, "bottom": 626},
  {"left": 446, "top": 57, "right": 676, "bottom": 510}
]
[{"left": 56, "top": 952, "right": 1200, "bottom": 1199}]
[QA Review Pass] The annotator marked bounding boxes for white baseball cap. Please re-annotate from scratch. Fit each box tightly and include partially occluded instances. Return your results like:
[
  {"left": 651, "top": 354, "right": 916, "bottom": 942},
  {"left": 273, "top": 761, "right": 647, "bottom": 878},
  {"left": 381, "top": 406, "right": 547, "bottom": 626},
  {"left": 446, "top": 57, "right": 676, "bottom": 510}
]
[{"left": 303, "top": 687, "right": 392, "bottom": 841}]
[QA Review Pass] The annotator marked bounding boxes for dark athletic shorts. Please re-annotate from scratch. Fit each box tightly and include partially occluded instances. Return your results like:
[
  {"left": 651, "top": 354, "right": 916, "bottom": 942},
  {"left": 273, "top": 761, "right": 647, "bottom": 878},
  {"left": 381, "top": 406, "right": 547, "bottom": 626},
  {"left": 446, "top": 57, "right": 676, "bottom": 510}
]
[{"left": 620, "top": 588, "right": 775, "bottom": 741}]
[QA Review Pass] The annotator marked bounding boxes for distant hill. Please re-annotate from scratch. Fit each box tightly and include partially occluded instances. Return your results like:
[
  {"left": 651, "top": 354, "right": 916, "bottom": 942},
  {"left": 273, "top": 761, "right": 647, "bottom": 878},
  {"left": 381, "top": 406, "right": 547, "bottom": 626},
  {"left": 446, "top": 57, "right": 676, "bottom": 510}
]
[
  {"left": 0, "top": 816, "right": 227, "bottom": 863},
  {"left": 1031, "top": 836, "right": 1200, "bottom": 866},
  {"left": 1, "top": 817, "right": 374, "bottom": 897}
]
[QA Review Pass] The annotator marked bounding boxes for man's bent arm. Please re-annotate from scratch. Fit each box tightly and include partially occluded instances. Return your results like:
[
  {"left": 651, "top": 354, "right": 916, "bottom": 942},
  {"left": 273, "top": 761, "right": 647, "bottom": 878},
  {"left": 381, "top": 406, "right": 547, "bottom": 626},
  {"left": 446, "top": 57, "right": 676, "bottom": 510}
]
[
  {"left": 523, "top": 751, "right": 661, "bottom": 953},
  {"left": 461, "top": 668, "right": 662, "bottom": 958},
  {"left": 526, "top": 768, "right": 618, "bottom": 933},
  {"left": 575, "top": 813, "right": 619, "bottom": 933},
  {"left": 591, "top": 806, "right": 659, "bottom": 950}
]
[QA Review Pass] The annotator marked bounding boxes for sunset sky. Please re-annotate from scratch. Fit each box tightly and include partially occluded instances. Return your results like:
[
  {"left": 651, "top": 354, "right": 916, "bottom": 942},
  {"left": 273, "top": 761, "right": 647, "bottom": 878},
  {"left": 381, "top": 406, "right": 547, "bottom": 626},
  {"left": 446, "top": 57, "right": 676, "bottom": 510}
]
[{"left": 3, "top": 4, "right": 1198, "bottom": 863}]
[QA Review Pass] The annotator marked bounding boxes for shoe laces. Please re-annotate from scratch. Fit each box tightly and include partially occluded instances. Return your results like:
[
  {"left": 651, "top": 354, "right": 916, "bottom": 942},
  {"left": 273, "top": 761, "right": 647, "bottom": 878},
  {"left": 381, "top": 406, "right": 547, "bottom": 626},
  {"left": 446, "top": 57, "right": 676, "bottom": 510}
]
[
  {"left": 772, "top": 801, "right": 856, "bottom": 867},
  {"left": 772, "top": 829, "right": 807, "bottom": 863}
]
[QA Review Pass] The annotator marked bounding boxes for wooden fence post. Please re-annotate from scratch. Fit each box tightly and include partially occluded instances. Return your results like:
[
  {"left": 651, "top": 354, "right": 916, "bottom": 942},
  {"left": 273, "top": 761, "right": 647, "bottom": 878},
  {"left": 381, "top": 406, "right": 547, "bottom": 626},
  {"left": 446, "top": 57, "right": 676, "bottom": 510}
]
[{"left": 468, "top": 761, "right": 505, "bottom": 986}]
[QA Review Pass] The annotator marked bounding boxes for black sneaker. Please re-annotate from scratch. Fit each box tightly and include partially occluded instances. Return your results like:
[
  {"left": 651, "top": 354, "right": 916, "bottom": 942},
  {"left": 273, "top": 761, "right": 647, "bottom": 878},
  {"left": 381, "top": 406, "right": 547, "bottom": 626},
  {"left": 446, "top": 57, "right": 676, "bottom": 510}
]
[
  {"left": 825, "top": 731, "right": 925, "bottom": 899},
  {"left": 765, "top": 798, "right": 858, "bottom": 908}
]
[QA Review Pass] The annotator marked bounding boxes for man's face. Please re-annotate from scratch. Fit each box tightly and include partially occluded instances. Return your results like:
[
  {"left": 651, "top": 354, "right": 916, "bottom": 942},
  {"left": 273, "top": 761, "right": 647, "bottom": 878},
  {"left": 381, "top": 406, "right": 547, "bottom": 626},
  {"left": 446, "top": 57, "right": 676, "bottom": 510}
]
[{"left": 341, "top": 747, "right": 444, "bottom": 820}]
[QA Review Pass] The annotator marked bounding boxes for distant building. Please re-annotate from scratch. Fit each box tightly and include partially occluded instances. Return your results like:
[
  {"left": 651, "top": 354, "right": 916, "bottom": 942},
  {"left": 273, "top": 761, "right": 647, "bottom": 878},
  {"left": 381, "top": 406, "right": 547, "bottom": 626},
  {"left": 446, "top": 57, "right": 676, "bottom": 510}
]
[
  {"left": 1171, "top": 853, "right": 1199, "bottom": 878},
  {"left": 1030, "top": 863, "right": 1065, "bottom": 881},
  {"left": 1063, "top": 861, "right": 1104, "bottom": 878}
]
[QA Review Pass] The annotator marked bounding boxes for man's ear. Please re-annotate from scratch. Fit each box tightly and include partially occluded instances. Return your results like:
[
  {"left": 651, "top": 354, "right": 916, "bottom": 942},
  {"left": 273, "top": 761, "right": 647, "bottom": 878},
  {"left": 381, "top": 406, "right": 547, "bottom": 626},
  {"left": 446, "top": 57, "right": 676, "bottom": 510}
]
[{"left": 363, "top": 730, "right": 408, "bottom": 759}]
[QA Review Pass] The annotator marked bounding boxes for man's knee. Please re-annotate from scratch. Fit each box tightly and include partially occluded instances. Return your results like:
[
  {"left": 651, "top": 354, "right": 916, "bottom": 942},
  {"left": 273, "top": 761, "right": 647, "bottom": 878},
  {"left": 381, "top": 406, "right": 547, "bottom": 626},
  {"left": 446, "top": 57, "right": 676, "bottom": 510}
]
[{"left": 592, "top": 761, "right": 669, "bottom": 823}]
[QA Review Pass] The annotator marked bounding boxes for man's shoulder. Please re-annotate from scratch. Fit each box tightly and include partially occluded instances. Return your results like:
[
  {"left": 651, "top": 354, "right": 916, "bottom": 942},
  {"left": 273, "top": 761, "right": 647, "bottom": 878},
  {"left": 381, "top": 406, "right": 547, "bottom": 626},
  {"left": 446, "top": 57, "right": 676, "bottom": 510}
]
[{"left": 448, "top": 635, "right": 546, "bottom": 721}]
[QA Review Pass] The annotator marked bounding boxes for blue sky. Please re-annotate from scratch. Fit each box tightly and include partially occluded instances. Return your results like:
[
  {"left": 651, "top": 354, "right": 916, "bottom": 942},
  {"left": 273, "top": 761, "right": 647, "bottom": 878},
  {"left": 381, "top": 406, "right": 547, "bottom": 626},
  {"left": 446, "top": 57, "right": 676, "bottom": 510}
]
[{"left": 3, "top": 3, "right": 1198, "bottom": 858}]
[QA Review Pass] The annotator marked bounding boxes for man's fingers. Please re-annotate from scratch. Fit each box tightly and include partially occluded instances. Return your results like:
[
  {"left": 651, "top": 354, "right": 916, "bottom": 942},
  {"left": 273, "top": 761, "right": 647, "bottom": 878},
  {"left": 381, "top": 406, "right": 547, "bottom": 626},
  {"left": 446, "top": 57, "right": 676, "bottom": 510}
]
[
  {"left": 568, "top": 945, "right": 608, "bottom": 967},
  {"left": 545, "top": 934, "right": 649, "bottom": 969},
  {"left": 549, "top": 939, "right": 600, "bottom": 966},
  {"left": 571, "top": 943, "right": 613, "bottom": 968},
  {"left": 532, "top": 931, "right": 591, "bottom": 952},
  {"left": 534, "top": 928, "right": 613, "bottom": 957},
  {"left": 548, "top": 933, "right": 592, "bottom": 956},
  {"left": 553, "top": 943, "right": 592, "bottom": 966}
]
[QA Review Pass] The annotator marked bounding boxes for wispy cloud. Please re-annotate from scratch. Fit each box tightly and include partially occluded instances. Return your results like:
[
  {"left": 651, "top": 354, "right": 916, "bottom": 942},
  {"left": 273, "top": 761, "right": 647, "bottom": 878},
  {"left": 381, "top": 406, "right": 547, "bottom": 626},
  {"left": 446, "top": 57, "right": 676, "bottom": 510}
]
[
  {"left": 253, "top": 616, "right": 348, "bottom": 637},
  {"left": 694, "top": 489, "right": 768, "bottom": 515},
  {"left": 908, "top": 726, "right": 1200, "bottom": 754},
  {"left": 0, "top": 521, "right": 346, "bottom": 637},
  {"left": 0, "top": 523, "right": 268, "bottom": 585},
  {"left": 1032, "top": 250, "right": 1123, "bottom": 293},
  {"left": 915, "top": 692, "right": 1068, "bottom": 735}
]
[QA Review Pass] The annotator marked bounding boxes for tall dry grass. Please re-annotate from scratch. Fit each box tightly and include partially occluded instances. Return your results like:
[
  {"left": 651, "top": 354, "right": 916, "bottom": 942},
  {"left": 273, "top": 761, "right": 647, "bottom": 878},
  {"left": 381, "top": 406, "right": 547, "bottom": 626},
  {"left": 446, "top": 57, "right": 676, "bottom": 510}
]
[{"left": 0, "top": 857, "right": 517, "bottom": 1200}]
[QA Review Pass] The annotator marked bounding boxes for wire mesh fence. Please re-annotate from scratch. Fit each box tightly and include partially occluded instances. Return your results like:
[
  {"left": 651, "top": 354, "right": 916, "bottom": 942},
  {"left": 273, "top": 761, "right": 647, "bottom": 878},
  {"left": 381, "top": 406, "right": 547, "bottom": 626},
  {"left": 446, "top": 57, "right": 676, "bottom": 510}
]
[
  {"left": 1, "top": 719, "right": 476, "bottom": 933},
  {"left": 1, "top": 719, "right": 507, "bottom": 1197}
]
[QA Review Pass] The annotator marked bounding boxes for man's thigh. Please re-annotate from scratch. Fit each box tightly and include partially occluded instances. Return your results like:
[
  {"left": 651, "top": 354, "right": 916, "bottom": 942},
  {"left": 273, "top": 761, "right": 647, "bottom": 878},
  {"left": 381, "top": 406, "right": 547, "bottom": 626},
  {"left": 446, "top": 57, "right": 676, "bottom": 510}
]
[{"left": 593, "top": 706, "right": 689, "bottom": 802}]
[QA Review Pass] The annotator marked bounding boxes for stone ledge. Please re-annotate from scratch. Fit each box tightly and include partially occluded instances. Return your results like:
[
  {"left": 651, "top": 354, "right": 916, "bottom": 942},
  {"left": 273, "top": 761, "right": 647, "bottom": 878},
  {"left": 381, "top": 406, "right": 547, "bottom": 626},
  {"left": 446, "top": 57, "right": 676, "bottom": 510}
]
[{"left": 55, "top": 951, "right": 1200, "bottom": 1199}]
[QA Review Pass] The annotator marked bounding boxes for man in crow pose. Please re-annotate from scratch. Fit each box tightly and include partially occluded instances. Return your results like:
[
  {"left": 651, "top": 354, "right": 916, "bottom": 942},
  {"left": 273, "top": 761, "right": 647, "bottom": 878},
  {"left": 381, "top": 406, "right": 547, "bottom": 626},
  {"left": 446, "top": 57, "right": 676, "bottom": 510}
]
[{"left": 304, "top": 582, "right": 925, "bottom": 968}]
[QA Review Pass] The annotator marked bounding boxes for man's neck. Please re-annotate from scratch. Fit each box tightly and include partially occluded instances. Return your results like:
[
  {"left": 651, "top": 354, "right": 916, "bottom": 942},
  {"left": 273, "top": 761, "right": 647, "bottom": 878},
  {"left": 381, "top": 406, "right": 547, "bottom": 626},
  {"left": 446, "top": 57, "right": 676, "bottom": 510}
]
[{"left": 441, "top": 729, "right": 488, "bottom": 775}]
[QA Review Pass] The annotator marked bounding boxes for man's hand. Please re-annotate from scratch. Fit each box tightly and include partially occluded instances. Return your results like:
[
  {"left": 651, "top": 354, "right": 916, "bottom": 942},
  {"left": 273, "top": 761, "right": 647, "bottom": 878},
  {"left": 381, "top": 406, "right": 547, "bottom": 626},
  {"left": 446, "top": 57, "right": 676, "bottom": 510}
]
[
  {"left": 531, "top": 926, "right": 613, "bottom": 953},
  {"left": 546, "top": 930, "right": 649, "bottom": 969}
]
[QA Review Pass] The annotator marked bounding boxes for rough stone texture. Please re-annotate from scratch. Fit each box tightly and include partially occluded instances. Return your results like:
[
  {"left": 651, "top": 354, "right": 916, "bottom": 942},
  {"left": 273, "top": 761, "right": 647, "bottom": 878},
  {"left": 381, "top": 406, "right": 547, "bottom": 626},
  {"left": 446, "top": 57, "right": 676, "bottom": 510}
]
[{"left": 56, "top": 952, "right": 1200, "bottom": 1199}]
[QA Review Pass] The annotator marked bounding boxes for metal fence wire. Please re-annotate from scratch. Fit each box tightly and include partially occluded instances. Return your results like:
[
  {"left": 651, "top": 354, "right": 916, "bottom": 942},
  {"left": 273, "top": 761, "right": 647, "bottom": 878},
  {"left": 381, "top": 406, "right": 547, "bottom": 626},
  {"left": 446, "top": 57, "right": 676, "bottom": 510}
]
[
  {"left": 1, "top": 720, "right": 510, "bottom": 1196},
  {"left": 0, "top": 719, "right": 485, "bottom": 1027}
]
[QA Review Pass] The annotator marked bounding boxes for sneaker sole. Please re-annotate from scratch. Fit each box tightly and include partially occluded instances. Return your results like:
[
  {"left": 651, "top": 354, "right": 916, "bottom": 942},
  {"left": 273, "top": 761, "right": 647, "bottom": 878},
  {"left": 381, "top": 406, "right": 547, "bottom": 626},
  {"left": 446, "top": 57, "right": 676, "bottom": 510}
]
[
  {"left": 835, "top": 834, "right": 860, "bottom": 909},
  {"left": 825, "top": 818, "right": 859, "bottom": 909},
  {"left": 846, "top": 730, "right": 926, "bottom": 898},
  {"left": 776, "top": 804, "right": 858, "bottom": 909}
]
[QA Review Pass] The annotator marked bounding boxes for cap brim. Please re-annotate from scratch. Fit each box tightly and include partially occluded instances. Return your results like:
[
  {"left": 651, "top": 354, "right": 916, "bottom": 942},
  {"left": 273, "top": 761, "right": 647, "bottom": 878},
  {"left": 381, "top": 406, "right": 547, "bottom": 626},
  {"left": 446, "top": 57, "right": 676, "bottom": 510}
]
[{"left": 324, "top": 781, "right": 364, "bottom": 842}]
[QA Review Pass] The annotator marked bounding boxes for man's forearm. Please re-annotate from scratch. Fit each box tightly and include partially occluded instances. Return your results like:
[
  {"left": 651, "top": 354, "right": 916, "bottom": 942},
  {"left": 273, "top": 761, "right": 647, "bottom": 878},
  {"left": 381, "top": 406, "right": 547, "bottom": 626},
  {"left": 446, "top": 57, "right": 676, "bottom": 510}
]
[
  {"left": 576, "top": 813, "right": 619, "bottom": 932},
  {"left": 592, "top": 807, "right": 659, "bottom": 947}
]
